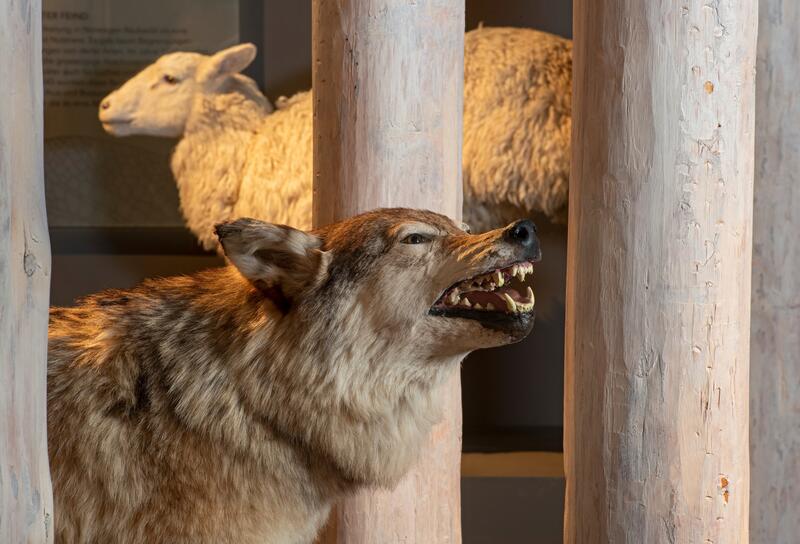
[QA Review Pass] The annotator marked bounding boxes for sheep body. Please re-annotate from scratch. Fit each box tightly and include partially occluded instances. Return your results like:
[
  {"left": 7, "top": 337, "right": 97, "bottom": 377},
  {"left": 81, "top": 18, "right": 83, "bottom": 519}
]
[
  {"left": 172, "top": 75, "right": 274, "bottom": 248},
  {"left": 463, "top": 27, "right": 572, "bottom": 229},
  {"left": 234, "top": 91, "right": 314, "bottom": 233},
  {"left": 101, "top": 28, "right": 571, "bottom": 249}
]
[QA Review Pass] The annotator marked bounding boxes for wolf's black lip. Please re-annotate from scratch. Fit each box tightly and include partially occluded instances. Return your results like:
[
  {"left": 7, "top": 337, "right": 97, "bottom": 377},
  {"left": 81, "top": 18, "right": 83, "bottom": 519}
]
[{"left": 428, "top": 305, "right": 535, "bottom": 335}]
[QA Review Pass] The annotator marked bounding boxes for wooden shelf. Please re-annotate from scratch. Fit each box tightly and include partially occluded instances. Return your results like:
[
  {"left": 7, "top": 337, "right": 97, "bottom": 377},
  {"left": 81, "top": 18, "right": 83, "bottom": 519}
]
[{"left": 462, "top": 451, "right": 564, "bottom": 478}]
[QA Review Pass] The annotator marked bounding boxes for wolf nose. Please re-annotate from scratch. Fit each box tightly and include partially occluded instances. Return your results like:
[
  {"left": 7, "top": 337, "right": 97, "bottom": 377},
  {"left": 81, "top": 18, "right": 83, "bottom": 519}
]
[
  {"left": 505, "top": 219, "right": 541, "bottom": 261},
  {"left": 506, "top": 219, "right": 536, "bottom": 245}
]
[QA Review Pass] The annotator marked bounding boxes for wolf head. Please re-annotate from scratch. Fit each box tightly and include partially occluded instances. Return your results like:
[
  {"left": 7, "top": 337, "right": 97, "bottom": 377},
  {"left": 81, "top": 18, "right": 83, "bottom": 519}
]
[{"left": 215, "top": 208, "right": 540, "bottom": 357}]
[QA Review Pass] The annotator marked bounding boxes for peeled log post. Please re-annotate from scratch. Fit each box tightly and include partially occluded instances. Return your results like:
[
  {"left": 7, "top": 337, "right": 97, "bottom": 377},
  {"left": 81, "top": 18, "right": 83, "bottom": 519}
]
[
  {"left": 750, "top": 1, "right": 800, "bottom": 542},
  {"left": 0, "top": 1, "right": 54, "bottom": 543},
  {"left": 312, "top": 1, "right": 464, "bottom": 543},
  {"left": 565, "top": 2, "right": 757, "bottom": 543}
]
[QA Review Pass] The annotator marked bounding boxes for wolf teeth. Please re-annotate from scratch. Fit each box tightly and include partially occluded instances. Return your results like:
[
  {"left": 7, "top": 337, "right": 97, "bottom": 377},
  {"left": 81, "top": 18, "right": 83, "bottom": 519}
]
[
  {"left": 510, "top": 262, "right": 534, "bottom": 282},
  {"left": 501, "top": 292, "right": 517, "bottom": 312},
  {"left": 443, "top": 262, "right": 535, "bottom": 311}
]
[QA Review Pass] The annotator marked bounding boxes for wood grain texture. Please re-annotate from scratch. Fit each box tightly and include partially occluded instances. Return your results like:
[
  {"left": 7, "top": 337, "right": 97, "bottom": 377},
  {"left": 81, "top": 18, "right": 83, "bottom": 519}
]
[
  {"left": 0, "top": 0, "right": 54, "bottom": 542},
  {"left": 312, "top": 1, "right": 464, "bottom": 542},
  {"left": 564, "top": 1, "right": 757, "bottom": 542},
  {"left": 750, "top": 1, "right": 800, "bottom": 542}
]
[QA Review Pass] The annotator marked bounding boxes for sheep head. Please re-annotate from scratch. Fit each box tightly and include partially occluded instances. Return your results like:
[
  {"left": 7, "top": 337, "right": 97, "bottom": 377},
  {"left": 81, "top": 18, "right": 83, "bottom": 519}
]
[{"left": 99, "top": 44, "right": 258, "bottom": 138}]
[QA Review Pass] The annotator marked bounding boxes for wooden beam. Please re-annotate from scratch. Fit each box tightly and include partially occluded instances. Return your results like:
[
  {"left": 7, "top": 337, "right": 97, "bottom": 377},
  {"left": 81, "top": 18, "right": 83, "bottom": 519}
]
[
  {"left": 751, "top": 1, "right": 800, "bottom": 541},
  {"left": 0, "top": 0, "right": 54, "bottom": 542},
  {"left": 565, "top": 1, "right": 757, "bottom": 542},
  {"left": 312, "top": 1, "right": 463, "bottom": 542}
]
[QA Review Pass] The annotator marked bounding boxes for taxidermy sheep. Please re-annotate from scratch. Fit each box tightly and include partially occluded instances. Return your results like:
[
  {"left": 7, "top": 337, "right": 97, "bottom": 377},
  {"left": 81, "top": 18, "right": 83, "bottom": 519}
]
[{"left": 99, "top": 27, "right": 572, "bottom": 250}]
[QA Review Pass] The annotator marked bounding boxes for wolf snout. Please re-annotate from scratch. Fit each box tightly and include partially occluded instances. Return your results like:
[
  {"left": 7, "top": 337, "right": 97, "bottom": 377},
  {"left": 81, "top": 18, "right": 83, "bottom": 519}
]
[{"left": 504, "top": 219, "right": 542, "bottom": 262}]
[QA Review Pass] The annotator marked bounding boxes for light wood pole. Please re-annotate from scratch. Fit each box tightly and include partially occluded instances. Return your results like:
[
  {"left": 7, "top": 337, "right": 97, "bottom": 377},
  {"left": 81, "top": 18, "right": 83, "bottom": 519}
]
[
  {"left": 0, "top": 0, "right": 54, "bottom": 542},
  {"left": 750, "top": 1, "right": 800, "bottom": 541},
  {"left": 312, "top": 1, "right": 464, "bottom": 543},
  {"left": 565, "top": 1, "right": 757, "bottom": 542}
]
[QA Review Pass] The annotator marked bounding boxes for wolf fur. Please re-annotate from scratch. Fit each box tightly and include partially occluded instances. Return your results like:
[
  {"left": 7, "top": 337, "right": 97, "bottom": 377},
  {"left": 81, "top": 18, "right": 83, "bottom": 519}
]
[{"left": 48, "top": 208, "right": 539, "bottom": 543}]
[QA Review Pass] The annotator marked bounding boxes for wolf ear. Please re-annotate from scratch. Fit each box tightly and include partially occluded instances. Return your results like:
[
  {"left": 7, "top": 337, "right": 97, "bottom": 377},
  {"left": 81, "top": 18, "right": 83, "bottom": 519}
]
[
  {"left": 215, "top": 218, "right": 329, "bottom": 309},
  {"left": 198, "top": 43, "right": 257, "bottom": 84}
]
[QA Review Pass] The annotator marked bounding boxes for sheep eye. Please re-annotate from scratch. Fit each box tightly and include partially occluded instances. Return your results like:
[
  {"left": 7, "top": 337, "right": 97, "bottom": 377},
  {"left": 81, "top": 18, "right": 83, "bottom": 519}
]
[
  {"left": 163, "top": 74, "right": 178, "bottom": 84},
  {"left": 401, "top": 233, "right": 431, "bottom": 245}
]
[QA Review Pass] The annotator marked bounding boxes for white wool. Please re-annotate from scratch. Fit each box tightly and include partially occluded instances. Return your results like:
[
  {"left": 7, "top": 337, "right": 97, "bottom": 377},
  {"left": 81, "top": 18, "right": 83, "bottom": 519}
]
[
  {"left": 171, "top": 76, "right": 274, "bottom": 247},
  {"left": 101, "top": 28, "right": 572, "bottom": 250},
  {"left": 233, "top": 91, "right": 314, "bottom": 236},
  {"left": 463, "top": 27, "right": 572, "bottom": 229}
]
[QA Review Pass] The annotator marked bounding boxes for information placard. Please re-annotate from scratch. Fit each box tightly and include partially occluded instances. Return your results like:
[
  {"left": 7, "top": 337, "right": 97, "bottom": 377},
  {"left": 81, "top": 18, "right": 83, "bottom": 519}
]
[{"left": 43, "top": 0, "right": 239, "bottom": 228}]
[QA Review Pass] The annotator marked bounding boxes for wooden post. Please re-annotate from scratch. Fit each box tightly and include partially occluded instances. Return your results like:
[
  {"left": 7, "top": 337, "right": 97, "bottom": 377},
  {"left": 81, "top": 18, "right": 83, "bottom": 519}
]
[
  {"left": 750, "top": 1, "right": 800, "bottom": 542},
  {"left": 312, "top": 1, "right": 464, "bottom": 542},
  {"left": 564, "top": 1, "right": 757, "bottom": 542},
  {"left": 0, "top": 1, "right": 54, "bottom": 543}
]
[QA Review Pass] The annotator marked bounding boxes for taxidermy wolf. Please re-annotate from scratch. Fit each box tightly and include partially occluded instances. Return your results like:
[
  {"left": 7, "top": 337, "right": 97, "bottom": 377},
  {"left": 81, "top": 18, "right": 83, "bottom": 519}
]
[{"left": 47, "top": 208, "right": 540, "bottom": 543}]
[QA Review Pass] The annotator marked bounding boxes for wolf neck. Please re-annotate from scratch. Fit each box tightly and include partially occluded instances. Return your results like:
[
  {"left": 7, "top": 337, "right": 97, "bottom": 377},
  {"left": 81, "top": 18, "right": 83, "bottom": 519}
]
[
  {"left": 296, "top": 339, "right": 461, "bottom": 489},
  {"left": 181, "top": 271, "right": 464, "bottom": 493},
  {"left": 250, "top": 301, "right": 464, "bottom": 489},
  {"left": 171, "top": 78, "right": 269, "bottom": 250}
]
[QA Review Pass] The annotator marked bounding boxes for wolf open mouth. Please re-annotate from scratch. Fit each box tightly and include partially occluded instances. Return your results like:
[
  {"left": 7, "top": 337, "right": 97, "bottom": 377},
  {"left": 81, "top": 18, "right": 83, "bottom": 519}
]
[{"left": 429, "top": 261, "right": 536, "bottom": 329}]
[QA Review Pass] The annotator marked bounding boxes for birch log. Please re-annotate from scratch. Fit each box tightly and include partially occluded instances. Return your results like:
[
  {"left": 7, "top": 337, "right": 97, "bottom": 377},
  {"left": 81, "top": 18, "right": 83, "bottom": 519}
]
[
  {"left": 312, "top": 1, "right": 464, "bottom": 542},
  {"left": 750, "top": 1, "right": 800, "bottom": 541},
  {"left": 0, "top": 0, "right": 54, "bottom": 543},
  {"left": 564, "top": 1, "right": 757, "bottom": 542}
]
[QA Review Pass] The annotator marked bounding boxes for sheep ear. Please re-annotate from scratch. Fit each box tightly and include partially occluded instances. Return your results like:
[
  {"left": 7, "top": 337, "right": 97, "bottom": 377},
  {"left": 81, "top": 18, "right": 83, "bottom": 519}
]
[
  {"left": 215, "top": 218, "right": 329, "bottom": 311},
  {"left": 198, "top": 43, "right": 257, "bottom": 83}
]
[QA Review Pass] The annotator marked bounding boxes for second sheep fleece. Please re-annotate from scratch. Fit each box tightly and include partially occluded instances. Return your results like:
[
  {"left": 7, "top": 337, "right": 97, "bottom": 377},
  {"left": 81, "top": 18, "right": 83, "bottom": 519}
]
[{"left": 100, "top": 27, "right": 572, "bottom": 250}]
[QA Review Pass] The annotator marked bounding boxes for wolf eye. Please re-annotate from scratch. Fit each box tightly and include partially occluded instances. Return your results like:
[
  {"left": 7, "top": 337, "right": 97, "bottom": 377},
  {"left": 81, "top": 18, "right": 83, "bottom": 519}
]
[
  {"left": 401, "top": 233, "right": 431, "bottom": 245},
  {"left": 163, "top": 74, "right": 178, "bottom": 84}
]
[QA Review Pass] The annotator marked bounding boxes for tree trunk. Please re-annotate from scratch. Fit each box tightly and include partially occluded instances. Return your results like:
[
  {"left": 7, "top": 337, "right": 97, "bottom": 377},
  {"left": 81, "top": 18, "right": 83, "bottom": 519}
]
[
  {"left": 564, "top": 1, "right": 757, "bottom": 542},
  {"left": 750, "top": 1, "right": 800, "bottom": 542},
  {"left": 0, "top": 1, "right": 54, "bottom": 543},
  {"left": 312, "top": 1, "right": 464, "bottom": 542}
]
